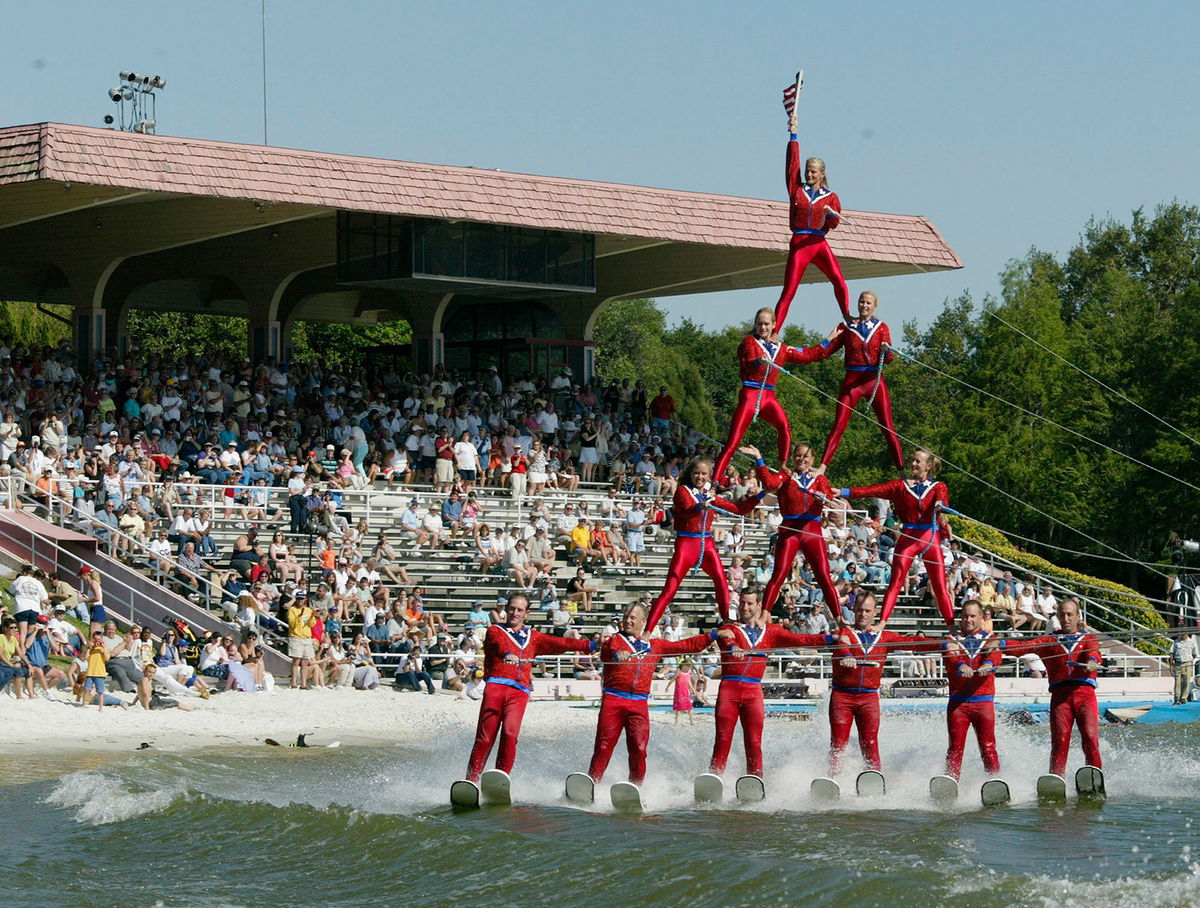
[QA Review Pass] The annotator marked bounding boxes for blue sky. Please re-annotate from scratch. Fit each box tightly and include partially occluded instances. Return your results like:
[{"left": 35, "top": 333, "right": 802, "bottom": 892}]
[{"left": 5, "top": 0, "right": 1198, "bottom": 335}]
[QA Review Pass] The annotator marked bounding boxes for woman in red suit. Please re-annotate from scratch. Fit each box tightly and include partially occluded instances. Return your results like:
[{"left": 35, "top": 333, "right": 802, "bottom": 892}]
[
  {"left": 646, "top": 457, "right": 763, "bottom": 632},
  {"left": 837, "top": 448, "right": 956, "bottom": 629},
  {"left": 713, "top": 307, "right": 810, "bottom": 482},
  {"left": 773, "top": 105, "right": 851, "bottom": 328},
  {"left": 739, "top": 442, "right": 841, "bottom": 615}
]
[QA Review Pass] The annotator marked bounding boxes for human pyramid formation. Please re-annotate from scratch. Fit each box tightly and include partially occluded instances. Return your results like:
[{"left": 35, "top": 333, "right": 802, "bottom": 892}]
[{"left": 452, "top": 74, "right": 1106, "bottom": 811}]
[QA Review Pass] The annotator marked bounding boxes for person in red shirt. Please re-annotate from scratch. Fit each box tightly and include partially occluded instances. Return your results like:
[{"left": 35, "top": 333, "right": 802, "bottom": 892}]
[
  {"left": 820, "top": 592, "right": 942, "bottom": 774},
  {"left": 646, "top": 457, "right": 763, "bottom": 632},
  {"left": 708, "top": 587, "right": 830, "bottom": 777},
  {"left": 941, "top": 601, "right": 1003, "bottom": 780},
  {"left": 837, "top": 448, "right": 957, "bottom": 630},
  {"left": 1001, "top": 598, "right": 1102, "bottom": 776},
  {"left": 465, "top": 593, "right": 593, "bottom": 782},
  {"left": 509, "top": 446, "right": 529, "bottom": 502},
  {"left": 649, "top": 386, "right": 676, "bottom": 434},
  {"left": 739, "top": 442, "right": 840, "bottom": 616},
  {"left": 792, "top": 291, "right": 903, "bottom": 471},
  {"left": 713, "top": 307, "right": 812, "bottom": 482},
  {"left": 586, "top": 602, "right": 712, "bottom": 785},
  {"left": 773, "top": 102, "right": 850, "bottom": 328}
]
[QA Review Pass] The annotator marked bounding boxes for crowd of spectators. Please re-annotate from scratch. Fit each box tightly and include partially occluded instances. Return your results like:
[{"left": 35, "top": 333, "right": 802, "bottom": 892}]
[{"left": 0, "top": 337, "right": 1072, "bottom": 701}]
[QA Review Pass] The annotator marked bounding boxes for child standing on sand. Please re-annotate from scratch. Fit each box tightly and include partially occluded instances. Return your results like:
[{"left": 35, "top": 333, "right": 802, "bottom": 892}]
[
  {"left": 84, "top": 631, "right": 109, "bottom": 711},
  {"left": 669, "top": 658, "right": 696, "bottom": 726}
]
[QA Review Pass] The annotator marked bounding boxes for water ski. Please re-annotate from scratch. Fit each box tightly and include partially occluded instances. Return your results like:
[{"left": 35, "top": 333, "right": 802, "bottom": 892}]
[
  {"left": 479, "top": 769, "right": 512, "bottom": 806},
  {"left": 693, "top": 773, "right": 724, "bottom": 804},
  {"left": 450, "top": 779, "right": 480, "bottom": 809},
  {"left": 810, "top": 777, "right": 841, "bottom": 801},
  {"left": 856, "top": 770, "right": 886, "bottom": 798},
  {"left": 981, "top": 779, "right": 1011, "bottom": 808},
  {"left": 610, "top": 781, "right": 643, "bottom": 812},
  {"left": 1075, "top": 765, "right": 1106, "bottom": 801},
  {"left": 735, "top": 775, "right": 766, "bottom": 803},
  {"left": 565, "top": 772, "right": 595, "bottom": 805},
  {"left": 1036, "top": 773, "right": 1068, "bottom": 805},
  {"left": 929, "top": 775, "right": 959, "bottom": 803}
]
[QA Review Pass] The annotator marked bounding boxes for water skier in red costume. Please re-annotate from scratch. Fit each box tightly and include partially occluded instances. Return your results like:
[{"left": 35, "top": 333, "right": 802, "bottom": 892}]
[
  {"left": 465, "top": 593, "right": 593, "bottom": 782},
  {"left": 820, "top": 592, "right": 942, "bottom": 774},
  {"left": 738, "top": 442, "right": 841, "bottom": 616},
  {"left": 713, "top": 308, "right": 811, "bottom": 483},
  {"left": 1001, "top": 598, "right": 1102, "bottom": 776},
  {"left": 774, "top": 97, "right": 850, "bottom": 328},
  {"left": 837, "top": 448, "right": 957, "bottom": 630},
  {"left": 587, "top": 602, "right": 713, "bottom": 785},
  {"left": 646, "top": 456, "right": 763, "bottom": 632},
  {"left": 792, "top": 291, "right": 904, "bottom": 472},
  {"left": 942, "top": 601, "right": 1003, "bottom": 780},
  {"left": 708, "top": 587, "right": 834, "bottom": 777}
]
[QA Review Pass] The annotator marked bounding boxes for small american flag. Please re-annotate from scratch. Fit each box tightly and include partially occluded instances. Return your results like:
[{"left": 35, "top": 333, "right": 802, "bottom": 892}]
[{"left": 782, "top": 70, "right": 804, "bottom": 117}]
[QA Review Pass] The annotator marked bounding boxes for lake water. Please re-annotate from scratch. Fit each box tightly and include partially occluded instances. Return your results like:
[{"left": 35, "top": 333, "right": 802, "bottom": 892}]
[{"left": 2, "top": 707, "right": 1198, "bottom": 907}]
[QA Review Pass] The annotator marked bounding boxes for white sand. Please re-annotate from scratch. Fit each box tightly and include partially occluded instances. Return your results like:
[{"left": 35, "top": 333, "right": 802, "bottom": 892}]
[{"left": 0, "top": 686, "right": 606, "bottom": 756}]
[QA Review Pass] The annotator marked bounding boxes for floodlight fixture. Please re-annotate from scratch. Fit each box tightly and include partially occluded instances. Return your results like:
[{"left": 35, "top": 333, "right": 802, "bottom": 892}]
[
  {"left": 120, "top": 70, "right": 134, "bottom": 81},
  {"left": 108, "top": 87, "right": 123, "bottom": 102}
]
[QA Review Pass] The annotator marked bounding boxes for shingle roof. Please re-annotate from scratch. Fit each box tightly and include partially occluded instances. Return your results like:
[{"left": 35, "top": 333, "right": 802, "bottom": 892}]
[{"left": 0, "top": 123, "right": 960, "bottom": 269}]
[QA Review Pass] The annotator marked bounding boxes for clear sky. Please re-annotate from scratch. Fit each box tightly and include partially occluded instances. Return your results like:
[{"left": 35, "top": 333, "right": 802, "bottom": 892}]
[{"left": 5, "top": 0, "right": 1198, "bottom": 335}]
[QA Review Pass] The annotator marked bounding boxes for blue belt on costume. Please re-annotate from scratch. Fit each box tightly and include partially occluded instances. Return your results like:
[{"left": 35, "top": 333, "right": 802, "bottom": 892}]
[
  {"left": 721, "top": 674, "right": 763, "bottom": 684},
  {"left": 949, "top": 694, "right": 995, "bottom": 703},
  {"left": 677, "top": 531, "right": 712, "bottom": 539},
  {"left": 832, "top": 685, "right": 881, "bottom": 695},
  {"left": 792, "top": 228, "right": 827, "bottom": 237},
  {"left": 903, "top": 523, "right": 938, "bottom": 531},
  {"left": 743, "top": 381, "right": 775, "bottom": 390},
  {"left": 1049, "top": 678, "right": 1097, "bottom": 690},
  {"left": 846, "top": 365, "right": 881, "bottom": 372},
  {"left": 781, "top": 513, "right": 821, "bottom": 522},
  {"left": 603, "top": 687, "right": 649, "bottom": 701},
  {"left": 486, "top": 677, "right": 532, "bottom": 694}
]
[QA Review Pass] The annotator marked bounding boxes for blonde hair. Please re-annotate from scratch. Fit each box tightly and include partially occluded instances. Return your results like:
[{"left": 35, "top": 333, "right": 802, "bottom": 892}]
[
  {"left": 859, "top": 290, "right": 878, "bottom": 306},
  {"left": 753, "top": 307, "right": 776, "bottom": 326},
  {"left": 805, "top": 156, "right": 828, "bottom": 189}
]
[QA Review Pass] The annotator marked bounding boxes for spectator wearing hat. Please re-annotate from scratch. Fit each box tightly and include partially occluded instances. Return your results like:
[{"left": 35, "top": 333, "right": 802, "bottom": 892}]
[{"left": 509, "top": 445, "right": 529, "bottom": 503}]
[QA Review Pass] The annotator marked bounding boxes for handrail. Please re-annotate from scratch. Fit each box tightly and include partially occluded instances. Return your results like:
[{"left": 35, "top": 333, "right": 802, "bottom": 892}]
[
  {"left": 953, "top": 534, "right": 1171, "bottom": 646},
  {"left": 11, "top": 476, "right": 228, "bottom": 611}
]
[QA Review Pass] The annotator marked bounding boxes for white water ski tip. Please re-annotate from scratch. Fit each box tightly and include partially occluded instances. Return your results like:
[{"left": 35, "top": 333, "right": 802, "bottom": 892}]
[
  {"left": 694, "top": 773, "right": 724, "bottom": 804},
  {"left": 1075, "top": 765, "right": 1106, "bottom": 801},
  {"left": 565, "top": 772, "right": 595, "bottom": 805},
  {"left": 610, "top": 781, "right": 643, "bottom": 812},
  {"left": 981, "top": 779, "right": 1010, "bottom": 808},
  {"left": 480, "top": 769, "right": 512, "bottom": 806},
  {"left": 1037, "top": 773, "right": 1068, "bottom": 804},
  {"left": 856, "top": 770, "right": 886, "bottom": 798},
  {"left": 810, "top": 777, "right": 840, "bottom": 801},
  {"left": 450, "top": 779, "right": 480, "bottom": 809},
  {"left": 929, "top": 775, "right": 958, "bottom": 803},
  {"left": 735, "top": 775, "right": 765, "bottom": 803}
]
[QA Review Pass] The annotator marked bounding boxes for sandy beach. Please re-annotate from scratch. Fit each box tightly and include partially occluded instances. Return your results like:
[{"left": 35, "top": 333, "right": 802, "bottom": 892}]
[{"left": 0, "top": 686, "right": 610, "bottom": 757}]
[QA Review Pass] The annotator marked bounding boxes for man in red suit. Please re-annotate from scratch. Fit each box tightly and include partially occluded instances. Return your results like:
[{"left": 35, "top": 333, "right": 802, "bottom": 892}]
[
  {"left": 587, "top": 602, "right": 713, "bottom": 785},
  {"left": 941, "top": 601, "right": 1003, "bottom": 780},
  {"left": 1002, "top": 598, "right": 1103, "bottom": 776},
  {"left": 465, "top": 593, "right": 593, "bottom": 782}
]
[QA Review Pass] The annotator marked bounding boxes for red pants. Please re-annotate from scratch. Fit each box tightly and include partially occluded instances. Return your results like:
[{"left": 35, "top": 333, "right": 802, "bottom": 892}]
[
  {"left": 710, "top": 680, "right": 766, "bottom": 776},
  {"left": 774, "top": 234, "right": 851, "bottom": 327},
  {"left": 1049, "top": 684, "right": 1101, "bottom": 776},
  {"left": 588, "top": 695, "right": 650, "bottom": 784},
  {"left": 821, "top": 373, "right": 904, "bottom": 472},
  {"left": 647, "top": 536, "right": 731, "bottom": 631},
  {"left": 945, "top": 699, "right": 1000, "bottom": 780},
  {"left": 879, "top": 528, "right": 955, "bottom": 628},
  {"left": 762, "top": 519, "right": 840, "bottom": 613},
  {"left": 829, "top": 689, "right": 881, "bottom": 774},
  {"left": 466, "top": 683, "right": 530, "bottom": 782},
  {"left": 714, "top": 387, "right": 790, "bottom": 482}
]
